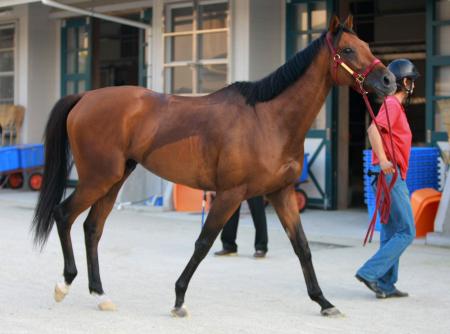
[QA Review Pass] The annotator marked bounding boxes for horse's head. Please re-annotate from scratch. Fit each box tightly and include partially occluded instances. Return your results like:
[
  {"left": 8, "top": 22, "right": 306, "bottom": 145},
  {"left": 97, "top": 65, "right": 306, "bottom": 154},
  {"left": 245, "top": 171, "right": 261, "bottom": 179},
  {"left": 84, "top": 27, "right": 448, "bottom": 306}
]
[{"left": 327, "top": 15, "right": 396, "bottom": 96}]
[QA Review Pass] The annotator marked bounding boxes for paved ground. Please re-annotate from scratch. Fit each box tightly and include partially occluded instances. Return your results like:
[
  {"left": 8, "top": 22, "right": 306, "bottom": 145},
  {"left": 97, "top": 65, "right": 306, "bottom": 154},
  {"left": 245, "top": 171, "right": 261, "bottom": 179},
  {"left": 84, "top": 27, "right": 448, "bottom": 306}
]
[{"left": 0, "top": 190, "right": 449, "bottom": 334}]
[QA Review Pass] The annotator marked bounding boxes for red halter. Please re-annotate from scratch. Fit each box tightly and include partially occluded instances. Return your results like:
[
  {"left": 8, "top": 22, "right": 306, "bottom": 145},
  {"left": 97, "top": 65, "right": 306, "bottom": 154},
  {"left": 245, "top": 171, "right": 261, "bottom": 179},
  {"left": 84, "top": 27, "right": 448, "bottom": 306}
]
[
  {"left": 325, "top": 31, "right": 398, "bottom": 245},
  {"left": 325, "top": 32, "right": 381, "bottom": 94}
]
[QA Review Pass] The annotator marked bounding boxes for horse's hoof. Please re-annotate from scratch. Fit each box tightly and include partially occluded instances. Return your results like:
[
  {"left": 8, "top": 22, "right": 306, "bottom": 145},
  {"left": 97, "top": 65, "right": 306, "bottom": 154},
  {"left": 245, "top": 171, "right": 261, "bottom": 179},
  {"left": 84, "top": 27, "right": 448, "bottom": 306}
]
[
  {"left": 54, "top": 282, "right": 69, "bottom": 302},
  {"left": 91, "top": 293, "right": 116, "bottom": 311},
  {"left": 171, "top": 306, "right": 189, "bottom": 318},
  {"left": 98, "top": 300, "right": 117, "bottom": 311},
  {"left": 321, "top": 307, "right": 344, "bottom": 318}
]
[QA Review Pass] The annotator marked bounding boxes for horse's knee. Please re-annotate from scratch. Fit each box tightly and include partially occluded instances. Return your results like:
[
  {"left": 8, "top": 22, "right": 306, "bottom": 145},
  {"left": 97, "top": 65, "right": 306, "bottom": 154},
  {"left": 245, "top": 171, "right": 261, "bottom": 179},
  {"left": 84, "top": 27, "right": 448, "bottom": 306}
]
[
  {"left": 292, "top": 235, "right": 312, "bottom": 261},
  {"left": 194, "top": 238, "right": 212, "bottom": 260}
]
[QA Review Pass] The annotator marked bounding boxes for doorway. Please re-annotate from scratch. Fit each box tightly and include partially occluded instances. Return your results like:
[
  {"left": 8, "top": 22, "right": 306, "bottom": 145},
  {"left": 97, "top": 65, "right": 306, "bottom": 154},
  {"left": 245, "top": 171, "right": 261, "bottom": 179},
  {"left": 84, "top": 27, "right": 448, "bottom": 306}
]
[
  {"left": 347, "top": 0, "right": 426, "bottom": 207},
  {"left": 91, "top": 13, "right": 141, "bottom": 89}
]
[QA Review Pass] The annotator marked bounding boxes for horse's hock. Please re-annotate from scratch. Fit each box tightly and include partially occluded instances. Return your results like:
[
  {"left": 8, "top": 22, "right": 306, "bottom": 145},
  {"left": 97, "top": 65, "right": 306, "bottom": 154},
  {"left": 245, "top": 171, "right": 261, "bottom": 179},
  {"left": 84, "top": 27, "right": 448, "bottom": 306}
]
[{"left": 0, "top": 104, "right": 25, "bottom": 146}]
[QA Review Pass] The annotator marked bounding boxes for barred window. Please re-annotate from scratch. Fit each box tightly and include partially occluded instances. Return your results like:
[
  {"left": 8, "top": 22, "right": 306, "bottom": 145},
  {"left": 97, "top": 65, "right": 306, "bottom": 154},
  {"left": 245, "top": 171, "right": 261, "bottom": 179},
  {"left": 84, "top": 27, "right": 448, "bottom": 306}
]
[
  {"left": 163, "top": 0, "right": 229, "bottom": 95},
  {"left": 0, "top": 24, "right": 15, "bottom": 105}
]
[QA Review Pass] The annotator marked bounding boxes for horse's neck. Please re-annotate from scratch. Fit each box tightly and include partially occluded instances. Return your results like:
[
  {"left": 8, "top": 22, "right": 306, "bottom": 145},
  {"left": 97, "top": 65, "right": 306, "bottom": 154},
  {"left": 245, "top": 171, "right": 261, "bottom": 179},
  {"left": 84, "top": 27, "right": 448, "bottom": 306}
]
[{"left": 268, "top": 46, "right": 333, "bottom": 153}]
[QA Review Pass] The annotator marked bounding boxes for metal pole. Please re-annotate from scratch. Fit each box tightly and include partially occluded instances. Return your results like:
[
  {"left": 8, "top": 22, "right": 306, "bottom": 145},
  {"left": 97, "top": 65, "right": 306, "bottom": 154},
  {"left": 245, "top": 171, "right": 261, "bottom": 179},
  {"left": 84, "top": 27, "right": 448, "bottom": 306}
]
[{"left": 41, "top": 0, "right": 151, "bottom": 30}]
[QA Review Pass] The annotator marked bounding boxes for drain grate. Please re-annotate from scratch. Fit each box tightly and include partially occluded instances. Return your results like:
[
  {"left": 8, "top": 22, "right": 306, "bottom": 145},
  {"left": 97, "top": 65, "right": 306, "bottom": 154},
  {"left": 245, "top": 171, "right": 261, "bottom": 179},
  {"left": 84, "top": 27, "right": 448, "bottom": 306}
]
[{"left": 308, "top": 241, "right": 350, "bottom": 251}]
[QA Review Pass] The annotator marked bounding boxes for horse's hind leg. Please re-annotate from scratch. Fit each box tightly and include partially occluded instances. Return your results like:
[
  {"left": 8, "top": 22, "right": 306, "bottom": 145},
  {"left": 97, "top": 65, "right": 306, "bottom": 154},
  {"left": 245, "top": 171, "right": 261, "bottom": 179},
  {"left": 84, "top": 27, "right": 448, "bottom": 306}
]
[
  {"left": 53, "top": 189, "right": 99, "bottom": 302},
  {"left": 53, "top": 175, "right": 121, "bottom": 303},
  {"left": 171, "top": 188, "right": 245, "bottom": 317},
  {"left": 267, "top": 186, "right": 342, "bottom": 317},
  {"left": 84, "top": 160, "right": 136, "bottom": 311}
]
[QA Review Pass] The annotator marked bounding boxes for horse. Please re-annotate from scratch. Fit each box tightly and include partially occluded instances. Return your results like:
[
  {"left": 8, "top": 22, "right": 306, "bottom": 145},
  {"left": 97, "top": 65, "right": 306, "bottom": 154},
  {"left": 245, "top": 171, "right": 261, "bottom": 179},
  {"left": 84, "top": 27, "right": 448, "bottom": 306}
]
[
  {"left": 0, "top": 104, "right": 25, "bottom": 145},
  {"left": 32, "top": 15, "right": 396, "bottom": 317}
]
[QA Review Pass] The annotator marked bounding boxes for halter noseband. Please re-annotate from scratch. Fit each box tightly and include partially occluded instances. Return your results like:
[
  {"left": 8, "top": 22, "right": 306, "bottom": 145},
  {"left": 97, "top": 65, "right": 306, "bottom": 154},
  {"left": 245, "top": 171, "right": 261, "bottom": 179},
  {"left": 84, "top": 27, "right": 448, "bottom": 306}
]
[{"left": 325, "top": 31, "right": 381, "bottom": 95}]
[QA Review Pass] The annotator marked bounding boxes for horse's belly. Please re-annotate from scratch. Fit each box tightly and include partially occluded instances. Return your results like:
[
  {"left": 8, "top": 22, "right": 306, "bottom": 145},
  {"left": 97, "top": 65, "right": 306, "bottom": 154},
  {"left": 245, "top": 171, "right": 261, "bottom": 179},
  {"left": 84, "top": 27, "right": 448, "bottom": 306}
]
[{"left": 139, "top": 137, "right": 215, "bottom": 190}]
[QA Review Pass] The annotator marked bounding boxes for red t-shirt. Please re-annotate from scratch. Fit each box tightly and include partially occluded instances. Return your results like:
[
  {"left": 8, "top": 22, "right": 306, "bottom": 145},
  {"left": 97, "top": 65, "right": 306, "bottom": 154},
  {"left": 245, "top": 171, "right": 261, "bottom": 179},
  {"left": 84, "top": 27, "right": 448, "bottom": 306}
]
[{"left": 372, "top": 95, "right": 412, "bottom": 180}]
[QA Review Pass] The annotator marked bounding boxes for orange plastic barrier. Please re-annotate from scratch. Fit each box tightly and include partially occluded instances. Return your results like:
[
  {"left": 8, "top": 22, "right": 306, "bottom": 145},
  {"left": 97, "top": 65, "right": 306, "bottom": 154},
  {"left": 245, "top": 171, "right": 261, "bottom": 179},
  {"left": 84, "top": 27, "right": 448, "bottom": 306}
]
[
  {"left": 173, "top": 184, "right": 211, "bottom": 212},
  {"left": 410, "top": 188, "right": 441, "bottom": 237}
]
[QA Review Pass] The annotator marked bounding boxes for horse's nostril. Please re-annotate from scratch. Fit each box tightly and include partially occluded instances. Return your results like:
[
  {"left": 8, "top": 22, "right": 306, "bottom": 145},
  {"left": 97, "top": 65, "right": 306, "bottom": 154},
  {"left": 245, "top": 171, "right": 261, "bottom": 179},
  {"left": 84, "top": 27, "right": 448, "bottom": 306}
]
[{"left": 383, "top": 75, "right": 391, "bottom": 86}]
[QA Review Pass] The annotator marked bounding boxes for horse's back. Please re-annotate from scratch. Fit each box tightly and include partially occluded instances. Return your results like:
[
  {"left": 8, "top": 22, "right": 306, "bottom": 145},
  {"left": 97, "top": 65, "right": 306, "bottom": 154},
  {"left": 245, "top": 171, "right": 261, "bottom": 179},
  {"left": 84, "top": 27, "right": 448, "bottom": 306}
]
[{"left": 65, "top": 85, "right": 287, "bottom": 193}]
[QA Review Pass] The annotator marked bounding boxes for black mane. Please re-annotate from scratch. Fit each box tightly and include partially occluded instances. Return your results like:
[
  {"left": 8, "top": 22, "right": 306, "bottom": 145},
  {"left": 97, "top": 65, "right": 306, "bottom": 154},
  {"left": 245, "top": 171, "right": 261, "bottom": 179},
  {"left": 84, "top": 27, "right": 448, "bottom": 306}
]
[
  {"left": 229, "top": 26, "right": 354, "bottom": 106},
  {"left": 229, "top": 32, "right": 326, "bottom": 106}
]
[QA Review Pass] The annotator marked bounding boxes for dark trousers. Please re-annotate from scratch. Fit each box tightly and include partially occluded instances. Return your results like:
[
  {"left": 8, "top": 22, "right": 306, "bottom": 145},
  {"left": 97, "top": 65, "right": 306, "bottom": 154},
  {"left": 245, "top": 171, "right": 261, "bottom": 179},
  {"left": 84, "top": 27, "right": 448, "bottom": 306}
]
[{"left": 221, "top": 196, "right": 268, "bottom": 252}]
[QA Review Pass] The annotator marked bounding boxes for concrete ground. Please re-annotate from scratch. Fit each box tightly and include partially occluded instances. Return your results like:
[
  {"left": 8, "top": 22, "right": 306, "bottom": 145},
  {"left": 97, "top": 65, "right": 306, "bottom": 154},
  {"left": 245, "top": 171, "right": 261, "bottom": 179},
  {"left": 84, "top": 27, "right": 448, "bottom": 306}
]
[{"left": 0, "top": 190, "right": 449, "bottom": 334}]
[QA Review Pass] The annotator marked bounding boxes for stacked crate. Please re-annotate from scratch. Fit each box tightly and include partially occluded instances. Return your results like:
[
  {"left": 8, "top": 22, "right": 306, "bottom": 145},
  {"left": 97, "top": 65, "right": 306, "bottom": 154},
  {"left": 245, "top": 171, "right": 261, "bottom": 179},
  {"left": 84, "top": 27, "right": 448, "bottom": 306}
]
[
  {"left": 0, "top": 146, "right": 20, "bottom": 173},
  {"left": 363, "top": 147, "right": 440, "bottom": 231},
  {"left": 0, "top": 144, "right": 44, "bottom": 189}
]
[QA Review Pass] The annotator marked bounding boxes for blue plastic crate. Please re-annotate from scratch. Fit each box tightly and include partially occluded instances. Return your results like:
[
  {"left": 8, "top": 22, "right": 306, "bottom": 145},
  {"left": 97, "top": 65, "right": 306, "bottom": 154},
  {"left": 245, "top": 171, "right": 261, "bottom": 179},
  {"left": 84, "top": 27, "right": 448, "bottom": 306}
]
[
  {"left": 299, "top": 153, "right": 309, "bottom": 183},
  {"left": 363, "top": 147, "right": 440, "bottom": 233},
  {"left": 18, "top": 144, "right": 44, "bottom": 169},
  {"left": 363, "top": 147, "right": 439, "bottom": 193},
  {"left": 0, "top": 146, "right": 20, "bottom": 172}
]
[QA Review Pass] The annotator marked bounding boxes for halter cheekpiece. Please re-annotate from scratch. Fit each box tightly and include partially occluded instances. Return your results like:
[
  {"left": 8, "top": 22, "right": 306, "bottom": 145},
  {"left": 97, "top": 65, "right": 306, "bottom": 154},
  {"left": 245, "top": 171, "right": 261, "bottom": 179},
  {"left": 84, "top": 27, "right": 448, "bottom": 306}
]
[
  {"left": 325, "top": 30, "right": 398, "bottom": 245},
  {"left": 325, "top": 32, "right": 381, "bottom": 94}
]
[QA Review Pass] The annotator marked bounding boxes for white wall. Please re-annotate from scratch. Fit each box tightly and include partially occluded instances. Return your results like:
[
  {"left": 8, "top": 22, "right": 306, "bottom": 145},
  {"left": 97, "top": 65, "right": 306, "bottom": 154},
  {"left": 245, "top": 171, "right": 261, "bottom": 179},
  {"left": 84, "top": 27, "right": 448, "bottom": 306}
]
[
  {"left": 230, "top": 0, "right": 250, "bottom": 81},
  {"left": 25, "top": 3, "right": 58, "bottom": 143},
  {"left": 151, "top": 0, "right": 164, "bottom": 92},
  {"left": 0, "top": 3, "right": 58, "bottom": 144},
  {"left": 248, "top": 0, "right": 282, "bottom": 80}
]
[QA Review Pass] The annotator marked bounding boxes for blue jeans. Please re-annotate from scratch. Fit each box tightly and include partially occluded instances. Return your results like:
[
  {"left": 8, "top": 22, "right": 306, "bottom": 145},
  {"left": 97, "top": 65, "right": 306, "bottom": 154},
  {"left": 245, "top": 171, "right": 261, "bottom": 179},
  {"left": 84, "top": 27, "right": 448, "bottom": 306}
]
[{"left": 356, "top": 167, "right": 415, "bottom": 293}]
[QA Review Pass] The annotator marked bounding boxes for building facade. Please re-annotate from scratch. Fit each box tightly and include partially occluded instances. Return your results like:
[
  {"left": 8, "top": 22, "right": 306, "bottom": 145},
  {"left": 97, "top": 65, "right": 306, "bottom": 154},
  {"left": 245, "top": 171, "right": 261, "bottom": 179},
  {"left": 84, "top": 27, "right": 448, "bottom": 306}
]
[{"left": 0, "top": 0, "right": 448, "bottom": 210}]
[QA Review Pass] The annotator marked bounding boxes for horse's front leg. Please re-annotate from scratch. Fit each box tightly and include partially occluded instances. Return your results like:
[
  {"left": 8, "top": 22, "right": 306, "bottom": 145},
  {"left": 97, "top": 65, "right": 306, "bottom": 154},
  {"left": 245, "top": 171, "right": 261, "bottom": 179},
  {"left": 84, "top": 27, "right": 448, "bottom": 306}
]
[
  {"left": 267, "top": 185, "right": 341, "bottom": 317},
  {"left": 171, "top": 187, "right": 245, "bottom": 317}
]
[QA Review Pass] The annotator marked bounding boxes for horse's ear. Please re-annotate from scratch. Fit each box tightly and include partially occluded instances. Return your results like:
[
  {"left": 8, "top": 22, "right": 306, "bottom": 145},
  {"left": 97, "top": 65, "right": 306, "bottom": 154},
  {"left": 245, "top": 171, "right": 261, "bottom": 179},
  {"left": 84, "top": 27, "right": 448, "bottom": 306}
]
[
  {"left": 344, "top": 15, "right": 353, "bottom": 30},
  {"left": 328, "top": 15, "right": 340, "bottom": 34}
]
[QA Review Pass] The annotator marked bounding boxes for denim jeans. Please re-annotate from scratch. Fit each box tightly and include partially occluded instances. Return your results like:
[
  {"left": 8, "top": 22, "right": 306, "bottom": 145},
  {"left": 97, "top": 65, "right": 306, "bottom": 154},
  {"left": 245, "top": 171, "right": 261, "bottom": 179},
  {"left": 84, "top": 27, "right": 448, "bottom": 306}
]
[{"left": 356, "top": 167, "right": 415, "bottom": 293}]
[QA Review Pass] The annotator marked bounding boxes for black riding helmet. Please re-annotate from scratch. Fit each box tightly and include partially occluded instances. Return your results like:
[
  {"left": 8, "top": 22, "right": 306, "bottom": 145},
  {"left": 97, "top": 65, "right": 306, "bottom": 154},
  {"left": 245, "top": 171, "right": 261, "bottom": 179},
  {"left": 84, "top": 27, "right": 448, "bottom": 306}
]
[{"left": 387, "top": 59, "right": 420, "bottom": 93}]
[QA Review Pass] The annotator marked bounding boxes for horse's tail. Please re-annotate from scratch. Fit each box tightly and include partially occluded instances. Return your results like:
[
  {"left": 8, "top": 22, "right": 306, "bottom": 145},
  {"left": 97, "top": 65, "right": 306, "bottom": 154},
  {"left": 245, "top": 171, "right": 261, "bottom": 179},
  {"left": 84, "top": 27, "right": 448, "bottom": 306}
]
[{"left": 32, "top": 94, "right": 82, "bottom": 248}]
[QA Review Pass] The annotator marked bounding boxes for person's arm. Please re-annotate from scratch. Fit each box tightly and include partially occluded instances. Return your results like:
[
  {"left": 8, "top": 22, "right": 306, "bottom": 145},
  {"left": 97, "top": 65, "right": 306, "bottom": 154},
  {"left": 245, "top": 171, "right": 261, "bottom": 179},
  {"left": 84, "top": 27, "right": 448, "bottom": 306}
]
[{"left": 367, "top": 123, "right": 396, "bottom": 175}]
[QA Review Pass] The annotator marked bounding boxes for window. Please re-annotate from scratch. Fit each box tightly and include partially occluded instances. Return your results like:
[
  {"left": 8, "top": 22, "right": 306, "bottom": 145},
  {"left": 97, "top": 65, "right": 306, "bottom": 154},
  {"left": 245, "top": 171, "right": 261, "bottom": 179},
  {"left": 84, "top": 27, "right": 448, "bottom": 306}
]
[
  {"left": 163, "top": 1, "right": 229, "bottom": 95},
  {"left": 62, "top": 18, "right": 91, "bottom": 96},
  {"left": 288, "top": 1, "right": 327, "bottom": 129},
  {"left": 0, "top": 24, "right": 15, "bottom": 105}
]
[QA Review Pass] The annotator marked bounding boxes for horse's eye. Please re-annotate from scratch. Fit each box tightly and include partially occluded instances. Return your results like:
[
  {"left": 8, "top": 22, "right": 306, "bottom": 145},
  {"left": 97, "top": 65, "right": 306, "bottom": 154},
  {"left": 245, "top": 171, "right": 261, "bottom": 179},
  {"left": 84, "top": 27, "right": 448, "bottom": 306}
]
[{"left": 342, "top": 48, "right": 353, "bottom": 54}]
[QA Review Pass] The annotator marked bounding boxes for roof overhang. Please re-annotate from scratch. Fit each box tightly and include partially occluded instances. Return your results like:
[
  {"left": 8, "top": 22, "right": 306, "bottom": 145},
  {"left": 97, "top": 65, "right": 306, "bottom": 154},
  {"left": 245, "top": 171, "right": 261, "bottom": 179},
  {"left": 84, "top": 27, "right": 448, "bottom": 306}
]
[
  {"left": 0, "top": 0, "right": 151, "bottom": 30},
  {"left": 0, "top": 0, "right": 40, "bottom": 8}
]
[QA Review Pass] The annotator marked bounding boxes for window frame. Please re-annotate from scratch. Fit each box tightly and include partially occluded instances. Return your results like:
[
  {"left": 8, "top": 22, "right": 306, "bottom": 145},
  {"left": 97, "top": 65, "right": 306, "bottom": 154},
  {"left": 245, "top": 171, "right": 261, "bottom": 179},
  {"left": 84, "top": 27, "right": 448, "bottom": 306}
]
[
  {"left": 426, "top": 0, "right": 450, "bottom": 143},
  {"left": 286, "top": 0, "right": 329, "bottom": 130},
  {"left": 0, "top": 23, "right": 16, "bottom": 105},
  {"left": 61, "top": 17, "right": 92, "bottom": 96},
  {"left": 163, "top": 0, "right": 229, "bottom": 95}
]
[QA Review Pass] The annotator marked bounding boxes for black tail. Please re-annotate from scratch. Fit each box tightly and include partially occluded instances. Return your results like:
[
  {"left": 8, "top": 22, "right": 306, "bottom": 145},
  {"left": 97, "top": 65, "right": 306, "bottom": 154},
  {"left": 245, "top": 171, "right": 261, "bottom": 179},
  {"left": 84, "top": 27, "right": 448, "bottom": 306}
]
[{"left": 31, "top": 94, "right": 82, "bottom": 247}]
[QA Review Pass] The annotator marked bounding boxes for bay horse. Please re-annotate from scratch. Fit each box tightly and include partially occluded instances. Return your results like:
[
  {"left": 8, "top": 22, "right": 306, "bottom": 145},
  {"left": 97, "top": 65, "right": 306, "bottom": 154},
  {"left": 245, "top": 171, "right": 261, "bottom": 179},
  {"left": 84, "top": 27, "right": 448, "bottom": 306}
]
[{"left": 32, "top": 16, "right": 396, "bottom": 316}]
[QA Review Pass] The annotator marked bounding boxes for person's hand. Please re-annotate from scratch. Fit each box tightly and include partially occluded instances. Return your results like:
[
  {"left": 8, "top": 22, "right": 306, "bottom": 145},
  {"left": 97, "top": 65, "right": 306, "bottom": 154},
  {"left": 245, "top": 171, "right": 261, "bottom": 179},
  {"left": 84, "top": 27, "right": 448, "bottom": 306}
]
[{"left": 380, "top": 160, "right": 395, "bottom": 175}]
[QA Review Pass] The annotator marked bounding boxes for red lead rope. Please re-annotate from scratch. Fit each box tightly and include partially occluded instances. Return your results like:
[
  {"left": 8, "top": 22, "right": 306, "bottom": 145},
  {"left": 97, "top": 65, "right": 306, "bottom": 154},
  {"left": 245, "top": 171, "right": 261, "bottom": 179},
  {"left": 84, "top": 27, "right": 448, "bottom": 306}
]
[
  {"left": 325, "top": 32, "right": 398, "bottom": 245},
  {"left": 362, "top": 97, "right": 398, "bottom": 245}
]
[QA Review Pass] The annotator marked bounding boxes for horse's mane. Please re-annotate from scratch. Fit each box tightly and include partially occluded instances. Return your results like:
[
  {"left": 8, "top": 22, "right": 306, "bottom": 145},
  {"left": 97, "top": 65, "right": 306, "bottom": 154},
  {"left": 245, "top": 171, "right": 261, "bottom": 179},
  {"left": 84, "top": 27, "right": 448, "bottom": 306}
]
[{"left": 228, "top": 26, "right": 353, "bottom": 106}]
